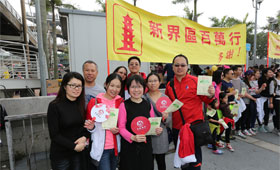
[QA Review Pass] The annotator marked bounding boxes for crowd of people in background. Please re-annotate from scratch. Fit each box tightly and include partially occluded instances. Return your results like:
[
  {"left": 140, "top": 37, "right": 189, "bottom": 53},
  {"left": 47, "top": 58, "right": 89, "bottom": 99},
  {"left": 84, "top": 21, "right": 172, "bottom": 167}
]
[{"left": 45, "top": 54, "right": 280, "bottom": 170}]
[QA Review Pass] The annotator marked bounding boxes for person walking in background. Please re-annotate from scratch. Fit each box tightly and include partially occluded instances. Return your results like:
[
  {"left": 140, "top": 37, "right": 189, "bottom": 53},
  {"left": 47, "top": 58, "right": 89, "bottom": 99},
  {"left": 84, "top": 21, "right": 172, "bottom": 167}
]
[
  {"left": 218, "top": 92, "right": 235, "bottom": 152},
  {"left": 269, "top": 69, "right": 280, "bottom": 136},
  {"left": 163, "top": 63, "right": 174, "bottom": 84},
  {"left": 47, "top": 72, "right": 90, "bottom": 170},
  {"left": 258, "top": 68, "right": 274, "bottom": 132}
]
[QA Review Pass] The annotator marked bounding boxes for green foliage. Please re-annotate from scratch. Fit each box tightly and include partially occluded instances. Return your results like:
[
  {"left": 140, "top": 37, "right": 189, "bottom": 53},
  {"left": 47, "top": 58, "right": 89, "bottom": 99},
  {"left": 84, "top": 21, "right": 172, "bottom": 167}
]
[
  {"left": 209, "top": 14, "right": 269, "bottom": 59},
  {"left": 262, "top": 10, "right": 280, "bottom": 34},
  {"left": 96, "top": 0, "right": 106, "bottom": 12}
]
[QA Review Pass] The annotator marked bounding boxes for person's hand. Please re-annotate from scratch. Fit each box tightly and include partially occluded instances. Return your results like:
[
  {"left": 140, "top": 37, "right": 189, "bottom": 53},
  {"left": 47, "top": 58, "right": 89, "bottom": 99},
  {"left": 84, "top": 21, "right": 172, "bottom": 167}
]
[
  {"left": 155, "top": 127, "right": 163, "bottom": 136},
  {"left": 261, "top": 83, "right": 267, "bottom": 90},
  {"left": 269, "top": 103, "right": 273, "bottom": 109},
  {"left": 252, "top": 98, "right": 257, "bottom": 102},
  {"left": 74, "top": 143, "right": 86, "bottom": 152},
  {"left": 208, "top": 85, "right": 215, "bottom": 97},
  {"left": 74, "top": 136, "right": 86, "bottom": 145},
  {"left": 238, "top": 94, "right": 244, "bottom": 98},
  {"left": 110, "top": 127, "right": 119, "bottom": 134},
  {"left": 84, "top": 119, "right": 95, "bottom": 130},
  {"left": 162, "top": 111, "right": 169, "bottom": 120},
  {"left": 131, "top": 135, "right": 146, "bottom": 143}
]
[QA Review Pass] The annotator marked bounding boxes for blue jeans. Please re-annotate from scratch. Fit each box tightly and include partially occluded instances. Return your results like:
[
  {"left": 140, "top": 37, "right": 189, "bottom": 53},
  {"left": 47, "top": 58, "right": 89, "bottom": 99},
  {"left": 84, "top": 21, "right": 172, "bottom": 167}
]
[
  {"left": 51, "top": 154, "right": 81, "bottom": 170},
  {"left": 98, "top": 149, "right": 118, "bottom": 170}
]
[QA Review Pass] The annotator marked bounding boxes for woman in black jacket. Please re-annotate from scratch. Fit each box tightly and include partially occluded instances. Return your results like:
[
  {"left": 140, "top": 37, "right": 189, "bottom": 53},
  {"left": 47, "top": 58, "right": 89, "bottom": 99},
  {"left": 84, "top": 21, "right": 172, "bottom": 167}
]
[
  {"left": 47, "top": 72, "right": 90, "bottom": 170},
  {"left": 258, "top": 68, "right": 274, "bottom": 132}
]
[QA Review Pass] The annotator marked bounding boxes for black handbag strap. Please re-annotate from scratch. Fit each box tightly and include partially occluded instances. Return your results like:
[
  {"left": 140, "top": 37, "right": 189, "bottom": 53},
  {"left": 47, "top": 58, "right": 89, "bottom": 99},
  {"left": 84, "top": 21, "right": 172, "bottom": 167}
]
[{"left": 170, "top": 79, "right": 186, "bottom": 125}]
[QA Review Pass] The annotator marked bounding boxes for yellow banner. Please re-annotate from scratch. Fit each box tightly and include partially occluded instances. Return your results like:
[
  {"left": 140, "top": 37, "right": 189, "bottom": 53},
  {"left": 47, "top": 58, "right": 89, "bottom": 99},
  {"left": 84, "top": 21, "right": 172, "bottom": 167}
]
[
  {"left": 106, "top": 0, "right": 246, "bottom": 64},
  {"left": 268, "top": 32, "right": 280, "bottom": 59}
]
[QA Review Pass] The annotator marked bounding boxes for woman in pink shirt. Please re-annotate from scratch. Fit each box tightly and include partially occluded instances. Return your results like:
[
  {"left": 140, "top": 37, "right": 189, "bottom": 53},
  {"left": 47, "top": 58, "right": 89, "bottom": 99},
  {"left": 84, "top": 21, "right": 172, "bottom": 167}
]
[
  {"left": 118, "top": 75, "right": 163, "bottom": 170},
  {"left": 84, "top": 73, "right": 123, "bottom": 170}
]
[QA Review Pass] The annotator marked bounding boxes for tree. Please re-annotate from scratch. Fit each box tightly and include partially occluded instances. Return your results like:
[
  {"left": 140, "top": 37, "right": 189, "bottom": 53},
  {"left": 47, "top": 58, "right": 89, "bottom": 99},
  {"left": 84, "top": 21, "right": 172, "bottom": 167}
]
[
  {"left": 96, "top": 0, "right": 106, "bottom": 12},
  {"left": 172, "top": 0, "right": 198, "bottom": 22},
  {"left": 31, "top": 0, "right": 76, "bottom": 78},
  {"left": 182, "top": 6, "right": 202, "bottom": 20},
  {"left": 262, "top": 10, "right": 280, "bottom": 34},
  {"left": 209, "top": 14, "right": 268, "bottom": 59}
]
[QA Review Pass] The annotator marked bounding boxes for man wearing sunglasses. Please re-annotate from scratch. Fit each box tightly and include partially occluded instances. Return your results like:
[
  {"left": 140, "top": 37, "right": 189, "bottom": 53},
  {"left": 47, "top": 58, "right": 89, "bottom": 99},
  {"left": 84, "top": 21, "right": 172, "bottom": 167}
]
[{"left": 165, "top": 54, "right": 215, "bottom": 170}]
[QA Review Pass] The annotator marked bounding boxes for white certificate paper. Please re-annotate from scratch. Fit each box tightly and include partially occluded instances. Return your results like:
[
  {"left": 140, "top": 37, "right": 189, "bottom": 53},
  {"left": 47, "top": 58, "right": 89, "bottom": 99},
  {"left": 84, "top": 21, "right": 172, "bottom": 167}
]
[
  {"left": 102, "top": 108, "right": 119, "bottom": 129},
  {"left": 165, "top": 99, "right": 183, "bottom": 113},
  {"left": 197, "top": 76, "right": 212, "bottom": 96},
  {"left": 146, "top": 117, "right": 162, "bottom": 136}
]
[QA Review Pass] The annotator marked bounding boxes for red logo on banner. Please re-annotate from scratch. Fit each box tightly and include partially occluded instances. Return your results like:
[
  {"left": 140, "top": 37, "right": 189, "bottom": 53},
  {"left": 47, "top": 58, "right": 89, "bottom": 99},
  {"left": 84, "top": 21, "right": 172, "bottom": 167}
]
[{"left": 113, "top": 3, "right": 142, "bottom": 56}]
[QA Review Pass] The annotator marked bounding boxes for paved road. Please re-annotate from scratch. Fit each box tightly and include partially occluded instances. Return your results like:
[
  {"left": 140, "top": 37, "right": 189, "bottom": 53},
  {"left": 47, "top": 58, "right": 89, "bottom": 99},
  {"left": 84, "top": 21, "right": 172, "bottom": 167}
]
[
  {"left": 163, "top": 123, "right": 280, "bottom": 170},
  {"left": 1, "top": 123, "right": 279, "bottom": 170}
]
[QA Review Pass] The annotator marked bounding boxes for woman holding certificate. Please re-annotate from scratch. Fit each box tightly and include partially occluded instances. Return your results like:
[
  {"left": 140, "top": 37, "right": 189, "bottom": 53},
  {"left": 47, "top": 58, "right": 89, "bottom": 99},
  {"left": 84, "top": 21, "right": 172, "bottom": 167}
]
[
  {"left": 84, "top": 73, "right": 123, "bottom": 170},
  {"left": 118, "top": 75, "right": 163, "bottom": 170},
  {"left": 144, "top": 73, "right": 170, "bottom": 170}
]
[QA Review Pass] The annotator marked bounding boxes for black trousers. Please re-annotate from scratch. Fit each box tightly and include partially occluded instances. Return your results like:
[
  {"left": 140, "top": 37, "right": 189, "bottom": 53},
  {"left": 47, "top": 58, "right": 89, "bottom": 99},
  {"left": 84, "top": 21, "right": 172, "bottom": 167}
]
[
  {"left": 217, "top": 123, "right": 232, "bottom": 143},
  {"left": 172, "top": 128, "right": 202, "bottom": 170},
  {"left": 263, "top": 100, "right": 271, "bottom": 126},
  {"left": 273, "top": 99, "right": 280, "bottom": 130},
  {"left": 153, "top": 154, "right": 166, "bottom": 170}
]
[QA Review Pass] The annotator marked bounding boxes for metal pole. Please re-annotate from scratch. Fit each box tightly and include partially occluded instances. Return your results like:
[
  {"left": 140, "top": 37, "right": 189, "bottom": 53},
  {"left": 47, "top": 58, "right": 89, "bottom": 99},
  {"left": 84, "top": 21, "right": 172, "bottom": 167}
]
[
  {"left": 35, "top": 0, "right": 47, "bottom": 96},
  {"left": 253, "top": 0, "right": 258, "bottom": 66},
  {"left": 5, "top": 121, "right": 15, "bottom": 170}
]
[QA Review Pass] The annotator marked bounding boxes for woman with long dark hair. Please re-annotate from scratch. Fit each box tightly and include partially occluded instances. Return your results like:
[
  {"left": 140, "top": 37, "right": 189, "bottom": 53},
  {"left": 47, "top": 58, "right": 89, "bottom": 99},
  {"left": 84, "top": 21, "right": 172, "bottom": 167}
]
[
  {"left": 258, "top": 68, "right": 274, "bottom": 132},
  {"left": 212, "top": 70, "right": 223, "bottom": 104},
  {"left": 47, "top": 72, "right": 90, "bottom": 170}
]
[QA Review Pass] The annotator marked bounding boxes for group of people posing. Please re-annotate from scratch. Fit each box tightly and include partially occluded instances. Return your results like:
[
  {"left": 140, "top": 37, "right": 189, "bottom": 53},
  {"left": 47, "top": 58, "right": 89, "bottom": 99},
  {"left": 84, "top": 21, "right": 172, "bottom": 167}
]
[{"left": 47, "top": 54, "right": 279, "bottom": 170}]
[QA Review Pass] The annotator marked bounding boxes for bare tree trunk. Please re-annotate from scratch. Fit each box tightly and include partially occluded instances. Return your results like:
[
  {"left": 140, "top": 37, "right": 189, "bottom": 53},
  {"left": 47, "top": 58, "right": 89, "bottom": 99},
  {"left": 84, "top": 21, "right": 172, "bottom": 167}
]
[
  {"left": 133, "top": 0, "right": 137, "bottom": 6},
  {"left": 193, "top": 0, "right": 197, "bottom": 22},
  {"left": 52, "top": 2, "right": 58, "bottom": 79},
  {"left": 40, "top": 0, "right": 50, "bottom": 78}
]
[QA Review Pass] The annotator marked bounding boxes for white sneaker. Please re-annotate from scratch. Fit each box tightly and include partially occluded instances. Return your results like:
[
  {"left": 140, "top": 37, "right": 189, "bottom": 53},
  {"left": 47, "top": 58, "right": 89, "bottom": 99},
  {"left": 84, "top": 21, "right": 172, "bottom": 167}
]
[
  {"left": 264, "top": 126, "right": 271, "bottom": 132},
  {"left": 272, "top": 128, "right": 280, "bottom": 136},
  {"left": 237, "top": 130, "right": 247, "bottom": 139},
  {"left": 258, "top": 125, "right": 267, "bottom": 133},
  {"left": 249, "top": 129, "right": 256, "bottom": 135},
  {"left": 242, "top": 129, "right": 252, "bottom": 136}
]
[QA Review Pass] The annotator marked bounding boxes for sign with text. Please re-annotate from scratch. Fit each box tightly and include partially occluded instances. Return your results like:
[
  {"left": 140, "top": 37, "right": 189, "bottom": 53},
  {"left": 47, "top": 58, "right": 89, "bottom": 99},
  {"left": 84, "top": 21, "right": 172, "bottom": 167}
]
[
  {"left": 268, "top": 32, "right": 280, "bottom": 59},
  {"left": 106, "top": 0, "right": 246, "bottom": 64}
]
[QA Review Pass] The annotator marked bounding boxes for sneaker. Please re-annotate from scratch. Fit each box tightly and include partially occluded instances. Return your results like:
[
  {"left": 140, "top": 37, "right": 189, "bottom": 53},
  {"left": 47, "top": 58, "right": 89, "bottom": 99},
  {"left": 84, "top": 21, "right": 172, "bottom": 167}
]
[
  {"left": 264, "top": 125, "right": 271, "bottom": 132},
  {"left": 207, "top": 144, "right": 213, "bottom": 149},
  {"left": 272, "top": 128, "right": 280, "bottom": 136},
  {"left": 242, "top": 129, "right": 252, "bottom": 136},
  {"left": 237, "top": 130, "right": 247, "bottom": 139},
  {"left": 226, "top": 143, "right": 234, "bottom": 152},
  {"left": 230, "top": 136, "right": 236, "bottom": 140},
  {"left": 212, "top": 149, "right": 224, "bottom": 155},
  {"left": 258, "top": 125, "right": 268, "bottom": 133},
  {"left": 249, "top": 129, "right": 256, "bottom": 135},
  {"left": 251, "top": 128, "right": 257, "bottom": 132},
  {"left": 215, "top": 141, "right": 225, "bottom": 148}
]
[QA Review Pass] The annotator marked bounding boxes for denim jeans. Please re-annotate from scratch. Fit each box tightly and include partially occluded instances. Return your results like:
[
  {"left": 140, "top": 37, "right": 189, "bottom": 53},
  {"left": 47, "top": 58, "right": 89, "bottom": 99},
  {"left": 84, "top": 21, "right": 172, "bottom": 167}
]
[
  {"left": 51, "top": 153, "right": 81, "bottom": 170},
  {"left": 98, "top": 149, "right": 118, "bottom": 170}
]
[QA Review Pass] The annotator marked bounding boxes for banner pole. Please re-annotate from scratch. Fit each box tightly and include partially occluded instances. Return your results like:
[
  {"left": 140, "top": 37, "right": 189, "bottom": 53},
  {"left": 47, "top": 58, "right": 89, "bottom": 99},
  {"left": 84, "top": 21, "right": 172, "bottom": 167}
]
[{"left": 267, "top": 32, "right": 270, "bottom": 68}]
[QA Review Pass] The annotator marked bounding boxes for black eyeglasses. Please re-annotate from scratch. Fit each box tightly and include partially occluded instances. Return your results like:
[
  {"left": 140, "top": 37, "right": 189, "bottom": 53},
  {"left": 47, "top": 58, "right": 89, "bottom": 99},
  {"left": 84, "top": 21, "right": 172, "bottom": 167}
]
[
  {"left": 174, "top": 64, "right": 187, "bottom": 68},
  {"left": 67, "top": 84, "right": 83, "bottom": 89}
]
